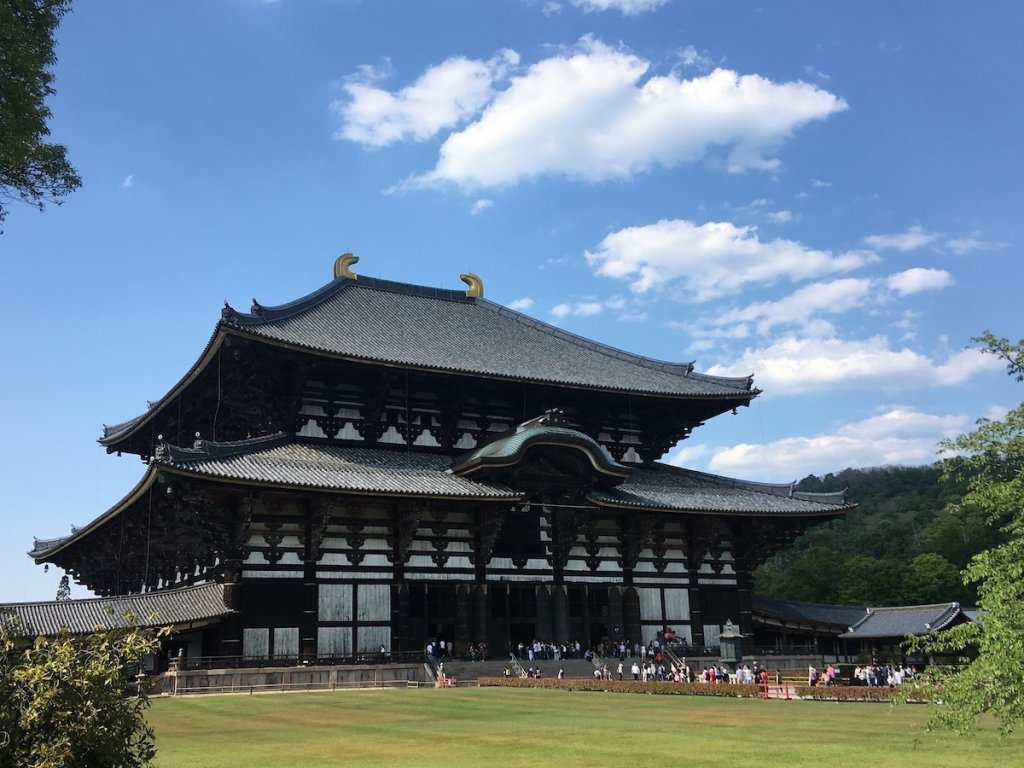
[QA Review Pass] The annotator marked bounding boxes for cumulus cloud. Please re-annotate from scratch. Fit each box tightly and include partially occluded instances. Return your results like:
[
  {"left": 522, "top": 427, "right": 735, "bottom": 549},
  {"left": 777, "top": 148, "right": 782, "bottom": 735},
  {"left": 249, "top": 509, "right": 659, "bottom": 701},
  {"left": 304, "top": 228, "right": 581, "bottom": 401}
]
[
  {"left": 470, "top": 198, "right": 493, "bottom": 215},
  {"left": 668, "top": 407, "right": 969, "bottom": 480},
  {"left": 551, "top": 300, "right": 606, "bottom": 318},
  {"left": 120, "top": 174, "right": 134, "bottom": 190},
  {"left": 570, "top": 0, "right": 668, "bottom": 14},
  {"left": 507, "top": 297, "right": 534, "bottom": 310},
  {"left": 333, "top": 49, "right": 519, "bottom": 147},
  {"left": 863, "top": 225, "right": 939, "bottom": 252},
  {"left": 404, "top": 38, "right": 846, "bottom": 189},
  {"left": 886, "top": 267, "right": 954, "bottom": 296},
  {"left": 585, "top": 218, "right": 872, "bottom": 300},
  {"left": 705, "top": 335, "right": 1003, "bottom": 395}
]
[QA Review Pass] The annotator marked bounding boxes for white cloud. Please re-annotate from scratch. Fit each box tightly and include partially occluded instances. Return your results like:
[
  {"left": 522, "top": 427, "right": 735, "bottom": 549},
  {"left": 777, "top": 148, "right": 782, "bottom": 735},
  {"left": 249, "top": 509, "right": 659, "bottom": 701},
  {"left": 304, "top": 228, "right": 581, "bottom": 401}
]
[
  {"left": 470, "top": 198, "right": 493, "bottom": 215},
  {"left": 803, "top": 65, "right": 831, "bottom": 81},
  {"left": 945, "top": 233, "right": 1008, "bottom": 255},
  {"left": 863, "top": 225, "right": 939, "bottom": 252},
  {"left": 706, "top": 278, "right": 874, "bottom": 336},
  {"left": 885, "top": 267, "right": 954, "bottom": 296},
  {"left": 570, "top": 0, "right": 668, "bottom": 14},
  {"left": 706, "top": 335, "right": 1003, "bottom": 395},
  {"left": 810, "top": 178, "right": 831, "bottom": 188},
  {"left": 333, "top": 49, "right": 519, "bottom": 147},
  {"left": 766, "top": 210, "right": 793, "bottom": 223},
  {"left": 585, "top": 218, "right": 873, "bottom": 300},
  {"left": 679, "top": 45, "right": 713, "bottom": 71},
  {"left": 549, "top": 295, "right": 630, "bottom": 319},
  {"left": 669, "top": 407, "right": 969, "bottom": 480},
  {"left": 507, "top": 297, "right": 534, "bottom": 310},
  {"left": 407, "top": 38, "right": 846, "bottom": 189},
  {"left": 120, "top": 174, "right": 134, "bottom": 190}
]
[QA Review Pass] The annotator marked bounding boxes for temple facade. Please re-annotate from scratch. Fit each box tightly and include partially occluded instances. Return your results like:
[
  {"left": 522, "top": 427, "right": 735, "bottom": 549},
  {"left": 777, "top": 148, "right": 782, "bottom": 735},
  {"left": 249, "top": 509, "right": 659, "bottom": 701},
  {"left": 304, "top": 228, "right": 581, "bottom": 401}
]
[{"left": 29, "top": 256, "right": 850, "bottom": 663}]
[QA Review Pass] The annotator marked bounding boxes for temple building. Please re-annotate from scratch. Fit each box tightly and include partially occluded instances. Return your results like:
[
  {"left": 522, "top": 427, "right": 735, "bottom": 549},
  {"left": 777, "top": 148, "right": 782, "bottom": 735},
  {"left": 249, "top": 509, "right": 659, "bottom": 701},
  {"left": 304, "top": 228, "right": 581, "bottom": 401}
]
[{"left": 27, "top": 256, "right": 851, "bottom": 663}]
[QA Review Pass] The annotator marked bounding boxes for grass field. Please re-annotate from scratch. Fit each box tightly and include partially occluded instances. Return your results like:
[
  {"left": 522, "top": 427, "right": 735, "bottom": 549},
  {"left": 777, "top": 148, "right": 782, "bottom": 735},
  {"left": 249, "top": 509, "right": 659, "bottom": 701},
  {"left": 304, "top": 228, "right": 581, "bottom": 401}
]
[{"left": 148, "top": 687, "right": 1024, "bottom": 768}]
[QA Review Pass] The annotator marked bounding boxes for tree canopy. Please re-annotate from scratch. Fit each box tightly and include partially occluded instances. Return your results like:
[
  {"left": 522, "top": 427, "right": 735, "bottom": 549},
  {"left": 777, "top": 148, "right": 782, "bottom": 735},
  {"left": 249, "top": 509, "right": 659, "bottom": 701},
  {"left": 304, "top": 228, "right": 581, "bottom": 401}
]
[
  {"left": 0, "top": 617, "right": 163, "bottom": 767},
  {"left": 911, "top": 333, "right": 1024, "bottom": 735},
  {"left": 0, "top": 0, "right": 81, "bottom": 230}
]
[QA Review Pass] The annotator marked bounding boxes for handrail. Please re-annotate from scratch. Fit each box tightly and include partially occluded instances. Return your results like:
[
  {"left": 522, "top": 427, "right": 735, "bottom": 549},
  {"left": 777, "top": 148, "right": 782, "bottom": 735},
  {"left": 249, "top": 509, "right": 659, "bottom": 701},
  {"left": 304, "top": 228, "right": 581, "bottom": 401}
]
[
  {"left": 508, "top": 654, "right": 528, "bottom": 679},
  {"left": 167, "top": 650, "right": 425, "bottom": 671}
]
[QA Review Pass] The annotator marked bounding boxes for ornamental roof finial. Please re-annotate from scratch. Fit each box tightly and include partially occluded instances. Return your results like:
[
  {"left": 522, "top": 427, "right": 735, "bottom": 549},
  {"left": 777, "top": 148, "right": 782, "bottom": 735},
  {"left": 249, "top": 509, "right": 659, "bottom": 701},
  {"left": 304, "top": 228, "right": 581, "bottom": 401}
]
[
  {"left": 460, "top": 272, "right": 483, "bottom": 298},
  {"left": 334, "top": 253, "right": 359, "bottom": 280}
]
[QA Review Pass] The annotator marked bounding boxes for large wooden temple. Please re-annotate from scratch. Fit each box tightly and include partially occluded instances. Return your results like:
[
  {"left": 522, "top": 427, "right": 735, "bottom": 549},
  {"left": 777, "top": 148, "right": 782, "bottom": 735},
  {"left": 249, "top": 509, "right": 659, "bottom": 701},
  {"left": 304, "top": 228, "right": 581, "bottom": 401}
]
[{"left": 29, "top": 256, "right": 851, "bottom": 662}]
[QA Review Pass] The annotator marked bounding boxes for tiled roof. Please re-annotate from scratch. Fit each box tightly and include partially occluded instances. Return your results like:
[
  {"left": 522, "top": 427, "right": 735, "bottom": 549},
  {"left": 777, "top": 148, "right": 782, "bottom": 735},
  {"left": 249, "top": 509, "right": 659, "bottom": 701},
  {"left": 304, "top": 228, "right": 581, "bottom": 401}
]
[
  {"left": 840, "top": 602, "right": 967, "bottom": 639},
  {"left": 223, "top": 276, "right": 756, "bottom": 398},
  {"left": 156, "top": 434, "right": 520, "bottom": 499},
  {"left": 0, "top": 583, "right": 230, "bottom": 636},
  {"left": 589, "top": 464, "right": 852, "bottom": 516},
  {"left": 753, "top": 595, "right": 868, "bottom": 628}
]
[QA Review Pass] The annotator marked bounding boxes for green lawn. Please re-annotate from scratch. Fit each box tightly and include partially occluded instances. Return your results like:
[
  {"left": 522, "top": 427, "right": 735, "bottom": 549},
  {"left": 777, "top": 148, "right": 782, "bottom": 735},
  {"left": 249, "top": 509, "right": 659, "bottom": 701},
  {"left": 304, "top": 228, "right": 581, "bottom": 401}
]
[{"left": 148, "top": 687, "right": 1024, "bottom": 768}]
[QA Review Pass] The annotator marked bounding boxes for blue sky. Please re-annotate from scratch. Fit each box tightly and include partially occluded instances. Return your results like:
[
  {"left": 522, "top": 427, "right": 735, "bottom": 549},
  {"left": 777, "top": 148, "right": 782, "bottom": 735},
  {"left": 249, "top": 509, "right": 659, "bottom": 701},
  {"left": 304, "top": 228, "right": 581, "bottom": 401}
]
[{"left": 2, "top": 0, "right": 1021, "bottom": 602}]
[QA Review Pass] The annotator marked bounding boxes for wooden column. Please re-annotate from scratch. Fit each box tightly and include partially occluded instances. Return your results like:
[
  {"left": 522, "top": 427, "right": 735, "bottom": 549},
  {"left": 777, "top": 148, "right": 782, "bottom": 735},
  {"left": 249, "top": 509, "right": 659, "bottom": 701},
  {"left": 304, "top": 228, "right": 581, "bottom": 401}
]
[
  {"left": 551, "top": 585, "right": 568, "bottom": 644},
  {"left": 536, "top": 585, "right": 553, "bottom": 643},
  {"left": 623, "top": 587, "right": 641, "bottom": 647},
  {"left": 456, "top": 584, "right": 472, "bottom": 654},
  {"left": 473, "top": 584, "right": 488, "bottom": 650}
]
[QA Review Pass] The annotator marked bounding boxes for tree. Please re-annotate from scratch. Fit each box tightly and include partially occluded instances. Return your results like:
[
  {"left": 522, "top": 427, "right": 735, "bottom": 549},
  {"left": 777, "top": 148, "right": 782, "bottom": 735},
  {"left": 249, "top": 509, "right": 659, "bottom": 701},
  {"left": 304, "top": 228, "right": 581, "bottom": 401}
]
[
  {"left": 54, "top": 574, "right": 70, "bottom": 601},
  {"left": 0, "top": 0, "right": 81, "bottom": 230},
  {"left": 912, "top": 333, "right": 1024, "bottom": 734},
  {"left": 0, "top": 616, "right": 164, "bottom": 767}
]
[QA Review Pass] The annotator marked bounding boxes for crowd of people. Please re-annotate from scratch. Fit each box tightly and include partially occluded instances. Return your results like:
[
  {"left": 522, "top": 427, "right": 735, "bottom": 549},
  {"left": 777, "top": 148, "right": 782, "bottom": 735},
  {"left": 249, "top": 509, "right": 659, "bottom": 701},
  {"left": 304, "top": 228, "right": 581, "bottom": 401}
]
[{"left": 425, "top": 638, "right": 490, "bottom": 662}]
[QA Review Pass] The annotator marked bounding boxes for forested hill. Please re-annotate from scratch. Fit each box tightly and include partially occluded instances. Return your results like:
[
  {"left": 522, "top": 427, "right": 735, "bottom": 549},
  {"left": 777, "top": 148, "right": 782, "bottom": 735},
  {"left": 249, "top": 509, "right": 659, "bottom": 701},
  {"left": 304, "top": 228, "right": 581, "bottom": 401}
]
[{"left": 753, "top": 464, "right": 1000, "bottom": 606}]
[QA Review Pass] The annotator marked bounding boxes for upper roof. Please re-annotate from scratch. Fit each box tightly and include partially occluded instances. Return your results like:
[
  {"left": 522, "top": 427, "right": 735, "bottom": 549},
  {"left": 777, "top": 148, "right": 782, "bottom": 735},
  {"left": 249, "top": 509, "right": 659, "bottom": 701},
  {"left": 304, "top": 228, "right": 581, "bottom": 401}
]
[
  {"left": 223, "top": 275, "right": 756, "bottom": 397},
  {"left": 752, "top": 595, "right": 869, "bottom": 628},
  {"left": 0, "top": 583, "right": 230, "bottom": 636},
  {"left": 840, "top": 602, "right": 969, "bottom": 639},
  {"left": 102, "top": 271, "right": 757, "bottom": 446}
]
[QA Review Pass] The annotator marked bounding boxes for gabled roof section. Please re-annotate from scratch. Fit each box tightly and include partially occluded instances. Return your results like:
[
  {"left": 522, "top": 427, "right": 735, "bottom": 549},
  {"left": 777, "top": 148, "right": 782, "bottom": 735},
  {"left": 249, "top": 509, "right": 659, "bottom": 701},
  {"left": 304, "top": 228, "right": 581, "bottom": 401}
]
[
  {"left": 222, "top": 275, "right": 756, "bottom": 398},
  {"left": 588, "top": 463, "right": 853, "bottom": 516},
  {"left": 450, "top": 409, "right": 630, "bottom": 482},
  {"left": 0, "top": 583, "right": 231, "bottom": 637},
  {"left": 840, "top": 602, "right": 968, "bottom": 639}
]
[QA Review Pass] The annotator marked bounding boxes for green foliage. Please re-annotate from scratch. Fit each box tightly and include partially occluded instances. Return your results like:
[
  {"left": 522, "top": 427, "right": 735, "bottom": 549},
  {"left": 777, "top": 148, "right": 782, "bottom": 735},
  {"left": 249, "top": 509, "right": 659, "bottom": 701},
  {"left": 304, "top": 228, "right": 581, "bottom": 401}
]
[
  {"left": 753, "top": 464, "right": 982, "bottom": 606},
  {"left": 0, "top": 617, "right": 164, "bottom": 768},
  {"left": 0, "top": 0, "right": 81, "bottom": 230},
  {"left": 911, "top": 333, "right": 1024, "bottom": 735}
]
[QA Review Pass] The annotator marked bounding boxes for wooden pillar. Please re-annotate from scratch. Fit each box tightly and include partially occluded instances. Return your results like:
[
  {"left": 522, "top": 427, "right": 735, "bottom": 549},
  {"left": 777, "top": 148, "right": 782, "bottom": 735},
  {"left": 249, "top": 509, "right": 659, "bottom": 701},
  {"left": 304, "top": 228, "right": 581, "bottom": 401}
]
[
  {"left": 623, "top": 586, "right": 641, "bottom": 646},
  {"left": 219, "top": 558, "right": 243, "bottom": 658},
  {"left": 393, "top": 584, "right": 410, "bottom": 654},
  {"left": 455, "top": 584, "right": 472, "bottom": 654},
  {"left": 551, "top": 585, "right": 568, "bottom": 644},
  {"left": 608, "top": 586, "right": 624, "bottom": 644},
  {"left": 473, "top": 584, "right": 488, "bottom": 649},
  {"left": 536, "top": 585, "right": 553, "bottom": 642}
]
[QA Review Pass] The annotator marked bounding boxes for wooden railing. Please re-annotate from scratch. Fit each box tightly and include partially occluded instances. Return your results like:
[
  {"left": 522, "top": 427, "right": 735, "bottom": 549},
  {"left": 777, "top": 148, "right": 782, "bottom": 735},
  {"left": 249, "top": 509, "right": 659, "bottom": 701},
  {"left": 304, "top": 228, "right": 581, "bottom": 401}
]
[{"left": 167, "top": 649, "right": 426, "bottom": 671}]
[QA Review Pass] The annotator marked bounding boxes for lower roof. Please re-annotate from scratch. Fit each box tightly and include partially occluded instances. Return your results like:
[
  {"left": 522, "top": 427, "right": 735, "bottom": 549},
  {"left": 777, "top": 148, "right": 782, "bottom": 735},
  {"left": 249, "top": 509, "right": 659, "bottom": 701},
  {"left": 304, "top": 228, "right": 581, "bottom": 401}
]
[
  {"left": 840, "top": 602, "right": 968, "bottom": 639},
  {"left": 0, "top": 583, "right": 231, "bottom": 637},
  {"left": 752, "top": 595, "right": 869, "bottom": 629},
  {"left": 32, "top": 433, "right": 850, "bottom": 561}
]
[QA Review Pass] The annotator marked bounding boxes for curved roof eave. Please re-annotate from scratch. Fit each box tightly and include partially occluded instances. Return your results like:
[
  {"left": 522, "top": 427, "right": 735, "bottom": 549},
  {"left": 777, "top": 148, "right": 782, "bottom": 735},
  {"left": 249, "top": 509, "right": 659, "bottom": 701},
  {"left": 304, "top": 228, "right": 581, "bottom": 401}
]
[
  {"left": 99, "top": 323, "right": 231, "bottom": 448},
  {"left": 30, "top": 466, "right": 160, "bottom": 561}
]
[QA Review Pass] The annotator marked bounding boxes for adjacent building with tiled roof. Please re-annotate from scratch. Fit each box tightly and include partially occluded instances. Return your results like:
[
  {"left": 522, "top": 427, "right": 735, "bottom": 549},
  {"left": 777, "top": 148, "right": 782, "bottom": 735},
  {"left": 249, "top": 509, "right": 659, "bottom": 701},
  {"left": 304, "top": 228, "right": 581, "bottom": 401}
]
[{"left": 25, "top": 257, "right": 852, "bottom": 665}]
